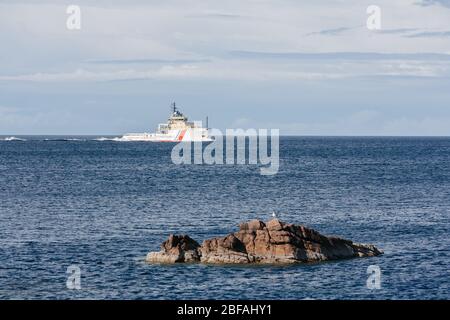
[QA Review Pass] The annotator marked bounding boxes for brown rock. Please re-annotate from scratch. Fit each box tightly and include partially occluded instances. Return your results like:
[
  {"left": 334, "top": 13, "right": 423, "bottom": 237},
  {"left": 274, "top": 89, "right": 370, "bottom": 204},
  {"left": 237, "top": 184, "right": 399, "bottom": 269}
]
[
  {"left": 266, "top": 218, "right": 285, "bottom": 231},
  {"left": 146, "top": 219, "right": 383, "bottom": 265},
  {"left": 146, "top": 234, "right": 200, "bottom": 263},
  {"left": 200, "top": 234, "right": 251, "bottom": 264},
  {"left": 239, "top": 219, "right": 266, "bottom": 231}
]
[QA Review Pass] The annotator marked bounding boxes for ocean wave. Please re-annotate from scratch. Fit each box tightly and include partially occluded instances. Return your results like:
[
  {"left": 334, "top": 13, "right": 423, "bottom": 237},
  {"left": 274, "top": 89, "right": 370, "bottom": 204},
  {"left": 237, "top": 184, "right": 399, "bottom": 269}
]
[
  {"left": 1, "top": 136, "right": 26, "bottom": 141},
  {"left": 43, "top": 138, "right": 86, "bottom": 142},
  {"left": 93, "top": 137, "right": 123, "bottom": 142},
  {"left": 1, "top": 136, "right": 127, "bottom": 142}
]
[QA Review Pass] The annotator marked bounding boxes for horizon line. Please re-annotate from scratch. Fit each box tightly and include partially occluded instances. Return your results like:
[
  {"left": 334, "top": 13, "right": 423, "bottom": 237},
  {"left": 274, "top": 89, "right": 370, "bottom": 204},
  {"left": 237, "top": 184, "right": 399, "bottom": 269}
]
[{"left": 2, "top": 134, "right": 450, "bottom": 138}]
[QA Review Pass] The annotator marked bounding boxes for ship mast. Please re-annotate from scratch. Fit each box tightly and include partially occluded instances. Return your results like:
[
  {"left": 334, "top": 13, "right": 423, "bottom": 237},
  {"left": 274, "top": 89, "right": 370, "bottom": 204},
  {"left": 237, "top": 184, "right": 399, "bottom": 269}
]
[{"left": 171, "top": 102, "right": 177, "bottom": 114}]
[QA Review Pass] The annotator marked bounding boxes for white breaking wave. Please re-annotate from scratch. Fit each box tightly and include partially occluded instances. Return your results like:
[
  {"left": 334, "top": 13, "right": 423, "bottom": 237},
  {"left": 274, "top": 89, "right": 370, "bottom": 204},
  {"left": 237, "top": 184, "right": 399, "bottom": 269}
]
[
  {"left": 93, "top": 137, "right": 123, "bottom": 142},
  {"left": 1, "top": 136, "right": 26, "bottom": 141}
]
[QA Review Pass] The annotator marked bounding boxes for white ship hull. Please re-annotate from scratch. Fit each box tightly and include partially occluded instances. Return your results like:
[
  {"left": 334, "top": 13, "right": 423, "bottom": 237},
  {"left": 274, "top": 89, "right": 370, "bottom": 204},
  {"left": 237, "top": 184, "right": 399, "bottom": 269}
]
[{"left": 120, "top": 128, "right": 213, "bottom": 142}]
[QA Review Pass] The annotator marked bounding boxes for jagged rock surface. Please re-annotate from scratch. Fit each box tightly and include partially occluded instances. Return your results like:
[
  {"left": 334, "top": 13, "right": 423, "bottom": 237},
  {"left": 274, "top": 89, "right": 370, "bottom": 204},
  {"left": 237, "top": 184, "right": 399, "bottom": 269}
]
[
  {"left": 146, "top": 234, "right": 200, "bottom": 263},
  {"left": 146, "top": 219, "right": 382, "bottom": 264}
]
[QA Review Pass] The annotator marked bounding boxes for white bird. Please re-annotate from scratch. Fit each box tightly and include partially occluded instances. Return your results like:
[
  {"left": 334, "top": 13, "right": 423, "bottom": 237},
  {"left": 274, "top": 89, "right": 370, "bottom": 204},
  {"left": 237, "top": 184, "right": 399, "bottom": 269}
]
[{"left": 272, "top": 211, "right": 277, "bottom": 218}]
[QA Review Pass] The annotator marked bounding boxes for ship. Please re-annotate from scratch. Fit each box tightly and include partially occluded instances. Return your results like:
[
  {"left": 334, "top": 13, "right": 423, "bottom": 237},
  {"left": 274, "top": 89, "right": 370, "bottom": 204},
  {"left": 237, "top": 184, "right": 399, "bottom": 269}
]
[{"left": 120, "top": 102, "right": 213, "bottom": 142}]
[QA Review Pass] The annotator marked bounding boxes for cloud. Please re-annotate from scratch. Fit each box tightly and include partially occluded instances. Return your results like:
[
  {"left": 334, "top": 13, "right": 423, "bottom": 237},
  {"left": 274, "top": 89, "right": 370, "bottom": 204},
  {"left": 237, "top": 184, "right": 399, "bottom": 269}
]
[
  {"left": 184, "top": 12, "right": 245, "bottom": 20},
  {"left": 231, "top": 111, "right": 450, "bottom": 136},
  {"left": 86, "top": 58, "right": 211, "bottom": 64},
  {"left": 228, "top": 51, "right": 450, "bottom": 61},
  {"left": 0, "top": 66, "right": 206, "bottom": 82},
  {"left": 374, "top": 28, "right": 419, "bottom": 35},
  {"left": 0, "top": 105, "right": 50, "bottom": 133},
  {"left": 382, "top": 116, "right": 450, "bottom": 136},
  {"left": 2, "top": 0, "right": 450, "bottom": 76},
  {"left": 306, "top": 26, "right": 358, "bottom": 36},
  {"left": 405, "top": 31, "right": 450, "bottom": 38},
  {"left": 416, "top": 0, "right": 450, "bottom": 8},
  {"left": 0, "top": 65, "right": 346, "bottom": 82},
  {"left": 3, "top": 56, "right": 449, "bottom": 83}
]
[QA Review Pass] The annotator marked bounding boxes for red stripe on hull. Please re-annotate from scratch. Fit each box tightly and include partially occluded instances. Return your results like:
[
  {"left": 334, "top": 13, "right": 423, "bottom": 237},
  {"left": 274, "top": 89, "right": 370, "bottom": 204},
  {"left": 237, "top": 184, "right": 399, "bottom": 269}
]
[{"left": 177, "top": 129, "right": 187, "bottom": 141}]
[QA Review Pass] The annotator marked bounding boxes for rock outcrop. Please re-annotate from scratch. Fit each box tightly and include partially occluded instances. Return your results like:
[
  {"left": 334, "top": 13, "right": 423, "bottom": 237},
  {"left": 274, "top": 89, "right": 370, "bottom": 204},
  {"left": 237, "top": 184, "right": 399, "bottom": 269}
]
[
  {"left": 146, "top": 234, "right": 201, "bottom": 263},
  {"left": 146, "top": 219, "right": 382, "bottom": 264}
]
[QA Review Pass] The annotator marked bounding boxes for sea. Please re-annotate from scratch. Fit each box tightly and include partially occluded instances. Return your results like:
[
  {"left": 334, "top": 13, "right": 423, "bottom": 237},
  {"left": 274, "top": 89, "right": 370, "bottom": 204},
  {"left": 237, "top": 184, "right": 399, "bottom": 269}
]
[{"left": 0, "top": 136, "right": 449, "bottom": 300}]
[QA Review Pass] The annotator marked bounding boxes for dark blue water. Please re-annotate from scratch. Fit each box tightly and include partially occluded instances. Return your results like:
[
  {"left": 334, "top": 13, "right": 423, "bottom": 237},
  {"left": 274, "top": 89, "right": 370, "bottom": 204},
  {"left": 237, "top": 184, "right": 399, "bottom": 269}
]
[{"left": 0, "top": 136, "right": 449, "bottom": 300}]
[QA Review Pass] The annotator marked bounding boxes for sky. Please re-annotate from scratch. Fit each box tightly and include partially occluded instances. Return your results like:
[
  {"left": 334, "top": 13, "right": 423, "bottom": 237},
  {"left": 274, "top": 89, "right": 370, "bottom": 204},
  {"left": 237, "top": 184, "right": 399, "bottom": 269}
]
[{"left": 0, "top": 0, "right": 450, "bottom": 135}]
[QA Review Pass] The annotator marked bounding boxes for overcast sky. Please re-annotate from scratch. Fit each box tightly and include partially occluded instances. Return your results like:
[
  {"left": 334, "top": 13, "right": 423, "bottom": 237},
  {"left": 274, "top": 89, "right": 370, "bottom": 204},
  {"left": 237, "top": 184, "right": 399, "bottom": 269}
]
[{"left": 1, "top": 0, "right": 450, "bottom": 135}]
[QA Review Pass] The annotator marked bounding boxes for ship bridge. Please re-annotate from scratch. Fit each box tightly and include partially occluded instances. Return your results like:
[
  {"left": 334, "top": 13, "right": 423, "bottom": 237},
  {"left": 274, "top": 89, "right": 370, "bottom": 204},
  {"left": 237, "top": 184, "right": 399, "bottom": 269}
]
[{"left": 167, "top": 102, "right": 196, "bottom": 129}]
